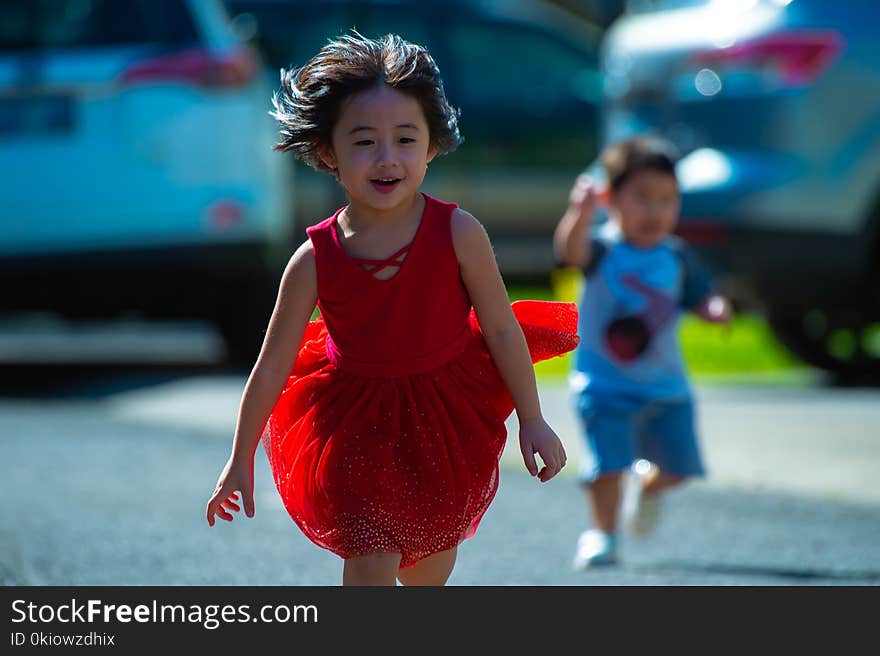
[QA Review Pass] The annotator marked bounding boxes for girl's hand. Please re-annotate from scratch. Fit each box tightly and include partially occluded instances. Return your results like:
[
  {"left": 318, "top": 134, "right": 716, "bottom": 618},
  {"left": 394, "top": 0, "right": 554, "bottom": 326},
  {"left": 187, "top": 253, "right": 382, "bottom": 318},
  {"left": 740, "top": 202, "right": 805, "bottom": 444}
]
[
  {"left": 206, "top": 456, "right": 255, "bottom": 526},
  {"left": 518, "top": 417, "right": 567, "bottom": 483}
]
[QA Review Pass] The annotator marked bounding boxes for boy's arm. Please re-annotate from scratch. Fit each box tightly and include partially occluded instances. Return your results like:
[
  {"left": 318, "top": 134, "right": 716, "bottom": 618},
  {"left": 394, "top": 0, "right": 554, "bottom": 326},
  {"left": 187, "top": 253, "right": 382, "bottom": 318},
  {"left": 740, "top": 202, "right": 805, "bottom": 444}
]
[
  {"left": 452, "top": 209, "right": 566, "bottom": 483},
  {"left": 553, "top": 173, "right": 599, "bottom": 268},
  {"left": 677, "top": 241, "right": 732, "bottom": 324}
]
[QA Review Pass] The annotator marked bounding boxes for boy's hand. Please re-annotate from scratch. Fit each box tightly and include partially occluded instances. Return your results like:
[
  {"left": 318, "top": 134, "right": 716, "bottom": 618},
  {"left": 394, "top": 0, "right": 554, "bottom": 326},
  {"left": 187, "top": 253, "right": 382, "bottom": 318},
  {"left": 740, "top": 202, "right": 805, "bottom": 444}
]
[
  {"left": 519, "top": 417, "right": 567, "bottom": 483},
  {"left": 568, "top": 173, "right": 602, "bottom": 219},
  {"left": 206, "top": 456, "right": 255, "bottom": 526},
  {"left": 696, "top": 294, "right": 732, "bottom": 324}
]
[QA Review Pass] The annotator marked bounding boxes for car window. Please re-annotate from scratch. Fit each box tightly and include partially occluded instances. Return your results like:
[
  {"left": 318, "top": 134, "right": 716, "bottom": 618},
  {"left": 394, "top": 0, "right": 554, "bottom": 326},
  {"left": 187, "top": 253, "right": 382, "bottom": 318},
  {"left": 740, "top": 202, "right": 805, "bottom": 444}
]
[
  {"left": 445, "top": 21, "right": 598, "bottom": 115},
  {"left": 437, "top": 20, "right": 599, "bottom": 168},
  {"left": 225, "top": 2, "right": 357, "bottom": 69},
  {"left": 0, "top": 0, "right": 198, "bottom": 52},
  {"left": 226, "top": 3, "right": 432, "bottom": 72}
]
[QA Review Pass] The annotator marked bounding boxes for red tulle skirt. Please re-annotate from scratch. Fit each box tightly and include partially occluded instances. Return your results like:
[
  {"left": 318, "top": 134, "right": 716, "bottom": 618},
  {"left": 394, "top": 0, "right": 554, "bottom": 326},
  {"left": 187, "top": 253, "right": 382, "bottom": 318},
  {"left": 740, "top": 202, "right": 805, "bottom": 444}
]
[{"left": 260, "top": 300, "right": 579, "bottom": 568}]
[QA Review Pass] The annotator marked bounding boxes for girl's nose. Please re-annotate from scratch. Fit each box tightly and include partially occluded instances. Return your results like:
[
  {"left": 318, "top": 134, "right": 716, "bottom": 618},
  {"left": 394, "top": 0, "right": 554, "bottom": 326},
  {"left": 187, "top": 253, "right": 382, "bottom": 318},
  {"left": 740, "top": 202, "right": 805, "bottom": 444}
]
[{"left": 375, "top": 142, "right": 397, "bottom": 167}]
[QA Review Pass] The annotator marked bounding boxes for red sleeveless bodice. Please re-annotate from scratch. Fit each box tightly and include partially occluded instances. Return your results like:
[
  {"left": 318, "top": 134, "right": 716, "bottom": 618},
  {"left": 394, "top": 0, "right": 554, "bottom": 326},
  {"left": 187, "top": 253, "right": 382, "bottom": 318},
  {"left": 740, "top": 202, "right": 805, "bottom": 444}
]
[{"left": 306, "top": 194, "right": 471, "bottom": 376}]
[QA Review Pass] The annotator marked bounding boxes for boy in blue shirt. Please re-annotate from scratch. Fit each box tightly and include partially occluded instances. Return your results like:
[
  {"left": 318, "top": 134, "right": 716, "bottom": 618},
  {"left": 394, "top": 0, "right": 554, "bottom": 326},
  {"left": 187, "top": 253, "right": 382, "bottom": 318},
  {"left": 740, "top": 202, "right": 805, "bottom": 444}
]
[{"left": 553, "top": 136, "right": 731, "bottom": 569}]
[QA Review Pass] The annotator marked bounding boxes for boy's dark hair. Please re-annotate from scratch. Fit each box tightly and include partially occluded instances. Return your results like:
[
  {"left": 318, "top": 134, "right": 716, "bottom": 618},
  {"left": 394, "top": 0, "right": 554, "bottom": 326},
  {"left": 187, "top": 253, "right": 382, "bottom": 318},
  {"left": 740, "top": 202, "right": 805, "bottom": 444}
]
[
  {"left": 601, "top": 135, "right": 679, "bottom": 192},
  {"left": 270, "top": 31, "right": 462, "bottom": 172}
]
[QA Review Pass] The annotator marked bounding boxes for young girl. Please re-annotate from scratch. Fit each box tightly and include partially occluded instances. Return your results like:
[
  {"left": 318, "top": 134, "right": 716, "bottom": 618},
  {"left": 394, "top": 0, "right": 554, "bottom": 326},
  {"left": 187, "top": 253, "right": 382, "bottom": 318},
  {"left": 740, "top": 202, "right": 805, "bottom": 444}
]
[{"left": 205, "top": 32, "right": 579, "bottom": 586}]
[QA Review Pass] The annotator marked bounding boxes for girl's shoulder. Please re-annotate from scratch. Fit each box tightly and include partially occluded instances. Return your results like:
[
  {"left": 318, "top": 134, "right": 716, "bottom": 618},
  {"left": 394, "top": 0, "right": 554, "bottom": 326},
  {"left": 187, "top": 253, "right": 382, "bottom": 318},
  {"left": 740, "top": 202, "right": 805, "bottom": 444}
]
[
  {"left": 284, "top": 239, "right": 316, "bottom": 273},
  {"left": 449, "top": 205, "right": 484, "bottom": 240},
  {"left": 275, "top": 239, "right": 317, "bottom": 303},
  {"left": 449, "top": 205, "right": 497, "bottom": 268},
  {"left": 450, "top": 206, "right": 487, "bottom": 251}
]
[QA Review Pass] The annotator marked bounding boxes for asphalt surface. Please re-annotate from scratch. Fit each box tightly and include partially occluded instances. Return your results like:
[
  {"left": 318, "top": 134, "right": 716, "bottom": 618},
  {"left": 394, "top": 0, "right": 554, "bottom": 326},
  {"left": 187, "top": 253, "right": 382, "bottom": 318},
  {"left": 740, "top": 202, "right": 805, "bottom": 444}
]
[{"left": 2, "top": 361, "right": 879, "bottom": 587}]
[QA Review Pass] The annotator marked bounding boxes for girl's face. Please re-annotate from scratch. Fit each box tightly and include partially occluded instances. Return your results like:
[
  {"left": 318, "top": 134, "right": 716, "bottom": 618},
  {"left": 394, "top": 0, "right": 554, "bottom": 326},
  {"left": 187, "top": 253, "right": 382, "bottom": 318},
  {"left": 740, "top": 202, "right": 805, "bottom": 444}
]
[
  {"left": 608, "top": 169, "right": 680, "bottom": 249},
  {"left": 320, "top": 84, "right": 437, "bottom": 217}
]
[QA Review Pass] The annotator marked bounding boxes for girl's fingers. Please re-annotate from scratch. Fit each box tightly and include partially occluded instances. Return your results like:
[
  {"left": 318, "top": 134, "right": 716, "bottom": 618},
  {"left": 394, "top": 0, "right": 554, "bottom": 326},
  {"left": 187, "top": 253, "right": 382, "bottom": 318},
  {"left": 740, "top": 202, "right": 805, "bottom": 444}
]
[
  {"left": 539, "top": 465, "right": 557, "bottom": 482},
  {"left": 520, "top": 443, "right": 538, "bottom": 476},
  {"left": 242, "top": 490, "right": 256, "bottom": 518},
  {"left": 206, "top": 485, "right": 241, "bottom": 525},
  {"left": 206, "top": 493, "right": 224, "bottom": 526}
]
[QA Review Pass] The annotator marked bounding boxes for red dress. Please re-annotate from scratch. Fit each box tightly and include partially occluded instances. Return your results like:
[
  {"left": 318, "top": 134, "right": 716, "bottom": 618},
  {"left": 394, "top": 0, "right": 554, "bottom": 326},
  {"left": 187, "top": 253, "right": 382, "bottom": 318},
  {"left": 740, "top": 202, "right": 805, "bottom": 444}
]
[{"left": 261, "top": 194, "right": 578, "bottom": 568}]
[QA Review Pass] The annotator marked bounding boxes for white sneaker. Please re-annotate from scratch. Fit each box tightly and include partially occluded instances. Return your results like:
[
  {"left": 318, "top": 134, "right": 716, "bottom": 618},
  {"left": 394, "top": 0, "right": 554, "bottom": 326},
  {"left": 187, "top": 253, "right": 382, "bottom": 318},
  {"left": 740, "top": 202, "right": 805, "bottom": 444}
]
[
  {"left": 572, "top": 529, "right": 618, "bottom": 570},
  {"left": 621, "top": 459, "right": 662, "bottom": 538}
]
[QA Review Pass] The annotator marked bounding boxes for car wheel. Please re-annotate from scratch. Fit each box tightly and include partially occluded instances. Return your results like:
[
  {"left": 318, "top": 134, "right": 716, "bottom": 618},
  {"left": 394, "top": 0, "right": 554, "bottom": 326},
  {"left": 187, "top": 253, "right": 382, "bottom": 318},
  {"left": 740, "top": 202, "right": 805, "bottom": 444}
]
[{"left": 768, "top": 308, "right": 880, "bottom": 377}]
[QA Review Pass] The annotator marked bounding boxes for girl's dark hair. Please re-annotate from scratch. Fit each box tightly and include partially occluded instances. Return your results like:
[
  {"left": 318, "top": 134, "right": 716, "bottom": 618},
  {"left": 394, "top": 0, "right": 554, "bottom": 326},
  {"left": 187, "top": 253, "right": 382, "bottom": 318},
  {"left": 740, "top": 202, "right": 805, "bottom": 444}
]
[
  {"left": 270, "top": 31, "right": 462, "bottom": 172},
  {"left": 601, "top": 135, "right": 680, "bottom": 192}
]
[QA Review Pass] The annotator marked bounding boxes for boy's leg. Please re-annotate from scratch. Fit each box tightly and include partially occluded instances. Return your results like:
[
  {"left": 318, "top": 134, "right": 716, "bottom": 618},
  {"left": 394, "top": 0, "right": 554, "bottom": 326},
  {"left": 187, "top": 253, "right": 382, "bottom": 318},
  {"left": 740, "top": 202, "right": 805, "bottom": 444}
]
[
  {"left": 572, "top": 391, "right": 636, "bottom": 568},
  {"left": 574, "top": 391, "right": 636, "bottom": 521},
  {"left": 576, "top": 469, "right": 627, "bottom": 569},
  {"left": 585, "top": 472, "right": 624, "bottom": 534},
  {"left": 637, "top": 398, "right": 705, "bottom": 484},
  {"left": 397, "top": 547, "right": 457, "bottom": 586},
  {"left": 624, "top": 399, "right": 705, "bottom": 537},
  {"left": 343, "top": 552, "right": 402, "bottom": 586},
  {"left": 642, "top": 468, "right": 687, "bottom": 496}
]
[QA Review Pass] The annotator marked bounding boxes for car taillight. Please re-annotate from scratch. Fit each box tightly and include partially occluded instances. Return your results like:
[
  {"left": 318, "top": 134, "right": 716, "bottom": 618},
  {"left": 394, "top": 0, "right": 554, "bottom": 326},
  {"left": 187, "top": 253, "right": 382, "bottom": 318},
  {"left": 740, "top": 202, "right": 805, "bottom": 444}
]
[
  {"left": 119, "top": 46, "right": 258, "bottom": 89},
  {"left": 694, "top": 30, "right": 844, "bottom": 87}
]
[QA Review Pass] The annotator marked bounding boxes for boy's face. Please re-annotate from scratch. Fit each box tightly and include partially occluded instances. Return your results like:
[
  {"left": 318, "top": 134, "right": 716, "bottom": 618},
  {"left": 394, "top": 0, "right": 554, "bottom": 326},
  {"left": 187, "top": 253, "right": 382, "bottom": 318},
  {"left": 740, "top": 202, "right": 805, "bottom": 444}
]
[
  {"left": 319, "top": 83, "right": 436, "bottom": 216},
  {"left": 608, "top": 169, "right": 680, "bottom": 249}
]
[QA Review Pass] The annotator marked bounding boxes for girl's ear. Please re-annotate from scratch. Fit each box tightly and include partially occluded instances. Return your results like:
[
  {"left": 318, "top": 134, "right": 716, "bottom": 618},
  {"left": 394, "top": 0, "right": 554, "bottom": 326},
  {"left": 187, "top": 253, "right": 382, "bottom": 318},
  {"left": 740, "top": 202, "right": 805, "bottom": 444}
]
[
  {"left": 426, "top": 145, "right": 438, "bottom": 165},
  {"left": 597, "top": 185, "right": 612, "bottom": 207},
  {"left": 317, "top": 145, "right": 337, "bottom": 171}
]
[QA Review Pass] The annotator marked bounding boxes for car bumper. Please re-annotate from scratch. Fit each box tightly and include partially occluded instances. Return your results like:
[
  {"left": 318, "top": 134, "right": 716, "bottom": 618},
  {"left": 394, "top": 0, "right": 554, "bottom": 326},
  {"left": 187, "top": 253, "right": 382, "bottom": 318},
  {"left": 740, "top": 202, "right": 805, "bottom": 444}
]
[{"left": 1, "top": 242, "right": 288, "bottom": 320}]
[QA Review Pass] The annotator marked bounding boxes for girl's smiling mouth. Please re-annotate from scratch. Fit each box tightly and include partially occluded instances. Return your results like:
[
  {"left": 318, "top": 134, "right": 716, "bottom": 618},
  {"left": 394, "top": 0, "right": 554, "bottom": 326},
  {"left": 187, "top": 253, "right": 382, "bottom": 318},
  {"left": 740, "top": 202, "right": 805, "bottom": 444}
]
[{"left": 371, "top": 177, "right": 402, "bottom": 193}]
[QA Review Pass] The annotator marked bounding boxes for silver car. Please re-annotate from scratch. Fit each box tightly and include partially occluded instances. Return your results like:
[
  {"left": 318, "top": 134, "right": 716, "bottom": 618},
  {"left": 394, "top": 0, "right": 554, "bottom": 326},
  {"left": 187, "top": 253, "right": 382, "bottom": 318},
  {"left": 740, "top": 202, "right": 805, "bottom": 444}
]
[
  {"left": 600, "top": 0, "right": 880, "bottom": 376},
  {"left": 0, "top": 0, "right": 295, "bottom": 365}
]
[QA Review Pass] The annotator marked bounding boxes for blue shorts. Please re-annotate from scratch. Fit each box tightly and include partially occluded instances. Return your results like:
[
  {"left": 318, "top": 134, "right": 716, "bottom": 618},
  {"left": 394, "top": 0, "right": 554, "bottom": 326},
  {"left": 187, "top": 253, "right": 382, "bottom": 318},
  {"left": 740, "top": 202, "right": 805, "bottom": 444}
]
[{"left": 573, "top": 391, "right": 706, "bottom": 483}]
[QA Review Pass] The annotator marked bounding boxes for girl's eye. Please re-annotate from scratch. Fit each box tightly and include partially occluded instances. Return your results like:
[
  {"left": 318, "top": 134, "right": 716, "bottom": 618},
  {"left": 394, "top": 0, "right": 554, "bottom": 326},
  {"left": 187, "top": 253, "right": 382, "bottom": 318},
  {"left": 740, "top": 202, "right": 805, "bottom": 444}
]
[
  {"left": 354, "top": 140, "right": 374, "bottom": 146},
  {"left": 399, "top": 137, "right": 415, "bottom": 144}
]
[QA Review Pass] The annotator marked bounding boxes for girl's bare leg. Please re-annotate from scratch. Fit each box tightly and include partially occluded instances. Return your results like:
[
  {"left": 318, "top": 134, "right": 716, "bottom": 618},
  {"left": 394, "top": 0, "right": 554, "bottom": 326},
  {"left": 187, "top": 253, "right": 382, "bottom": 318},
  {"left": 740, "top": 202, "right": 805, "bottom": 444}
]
[
  {"left": 343, "top": 553, "right": 401, "bottom": 586},
  {"left": 397, "top": 547, "right": 458, "bottom": 586}
]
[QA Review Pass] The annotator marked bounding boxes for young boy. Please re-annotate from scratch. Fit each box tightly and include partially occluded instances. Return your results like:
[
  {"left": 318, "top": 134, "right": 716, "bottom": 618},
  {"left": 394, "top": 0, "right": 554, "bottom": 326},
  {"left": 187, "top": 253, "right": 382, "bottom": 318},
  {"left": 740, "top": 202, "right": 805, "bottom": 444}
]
[{"left": 553, "top": 135, "right": 731, "bottom": 569}]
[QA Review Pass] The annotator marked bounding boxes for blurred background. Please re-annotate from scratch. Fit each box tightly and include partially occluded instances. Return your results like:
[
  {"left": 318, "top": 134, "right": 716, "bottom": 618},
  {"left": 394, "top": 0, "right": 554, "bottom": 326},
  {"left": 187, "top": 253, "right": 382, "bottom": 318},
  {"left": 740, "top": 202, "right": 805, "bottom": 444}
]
[{"left": 2, "top": 0, "right": 879, "bottom": 586}]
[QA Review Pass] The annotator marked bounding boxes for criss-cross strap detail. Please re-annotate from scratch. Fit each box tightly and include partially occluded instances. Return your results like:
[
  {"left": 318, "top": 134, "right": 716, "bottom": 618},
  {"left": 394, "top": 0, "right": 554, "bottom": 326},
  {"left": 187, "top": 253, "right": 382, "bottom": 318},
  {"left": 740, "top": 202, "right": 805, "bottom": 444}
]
[{"left": 351, "top": 243, "right": 412, "bottom": 276}]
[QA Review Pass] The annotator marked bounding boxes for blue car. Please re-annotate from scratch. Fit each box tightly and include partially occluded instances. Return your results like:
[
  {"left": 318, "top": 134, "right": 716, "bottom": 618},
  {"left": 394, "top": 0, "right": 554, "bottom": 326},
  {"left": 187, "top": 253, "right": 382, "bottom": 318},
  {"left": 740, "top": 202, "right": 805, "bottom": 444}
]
[{"left": 599, "top": 0, "right": 880, "bottom": 375}]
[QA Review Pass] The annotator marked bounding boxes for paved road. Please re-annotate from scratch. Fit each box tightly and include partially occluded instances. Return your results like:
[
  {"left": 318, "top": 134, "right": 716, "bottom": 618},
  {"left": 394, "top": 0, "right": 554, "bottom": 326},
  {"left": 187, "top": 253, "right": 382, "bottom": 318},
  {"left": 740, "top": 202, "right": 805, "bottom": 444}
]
[{"left": 2, "top": 363, "right": 878, "bottom": 586}]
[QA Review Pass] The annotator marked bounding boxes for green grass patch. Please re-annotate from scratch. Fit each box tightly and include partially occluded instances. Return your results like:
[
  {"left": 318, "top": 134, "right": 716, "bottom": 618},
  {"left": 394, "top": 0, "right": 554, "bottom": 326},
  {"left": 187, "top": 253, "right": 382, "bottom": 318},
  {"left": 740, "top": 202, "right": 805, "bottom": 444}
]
[
  {"left": 507, "top": 281, "right": 805, "bottom": 382},
  {"left": 679, "top": 313, "right": 802, "bottom": 376}
]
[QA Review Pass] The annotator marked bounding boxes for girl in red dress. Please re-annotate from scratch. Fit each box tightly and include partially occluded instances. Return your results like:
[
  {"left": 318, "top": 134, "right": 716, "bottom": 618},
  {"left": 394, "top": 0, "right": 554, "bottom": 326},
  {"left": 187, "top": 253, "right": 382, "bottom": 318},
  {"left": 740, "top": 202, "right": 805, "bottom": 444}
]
[{"left": 205, "top": 31, "right": 578, "bottom": 585}]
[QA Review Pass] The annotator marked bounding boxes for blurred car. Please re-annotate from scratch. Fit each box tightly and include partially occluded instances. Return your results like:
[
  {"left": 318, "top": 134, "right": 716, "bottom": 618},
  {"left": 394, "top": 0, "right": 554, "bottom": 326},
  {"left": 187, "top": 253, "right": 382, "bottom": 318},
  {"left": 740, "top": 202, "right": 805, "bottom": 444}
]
[
  {"left": 0, "top": 0, "right": 295, "bottom": 365},
  {"left": 222, "top": 0, "right": 604, "bottom": 278},
  {"left": 600, "top": 0, "right": 880, "bottom": 375}
]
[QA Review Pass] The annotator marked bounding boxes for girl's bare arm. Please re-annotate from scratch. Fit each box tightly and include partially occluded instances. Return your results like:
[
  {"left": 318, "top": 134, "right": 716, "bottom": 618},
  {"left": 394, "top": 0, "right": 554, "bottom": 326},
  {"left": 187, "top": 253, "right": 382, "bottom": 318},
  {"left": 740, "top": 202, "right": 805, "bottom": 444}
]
[
  {"left": 452, "top": 209, "right": 566, "bottom": 482},
  {"left": 206, "top": 240, "right": 317, "bottom": 524}
]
